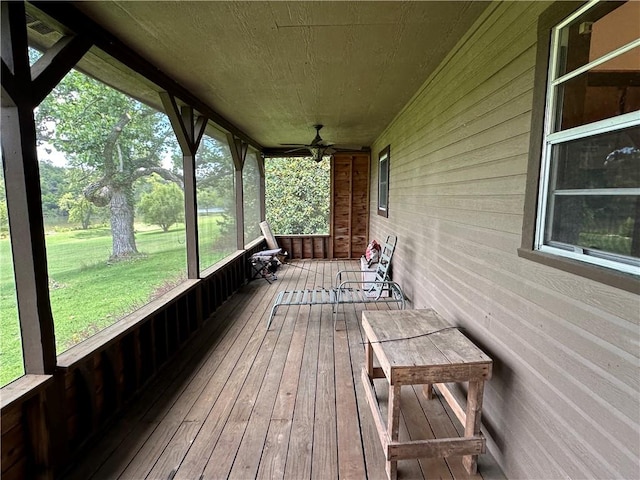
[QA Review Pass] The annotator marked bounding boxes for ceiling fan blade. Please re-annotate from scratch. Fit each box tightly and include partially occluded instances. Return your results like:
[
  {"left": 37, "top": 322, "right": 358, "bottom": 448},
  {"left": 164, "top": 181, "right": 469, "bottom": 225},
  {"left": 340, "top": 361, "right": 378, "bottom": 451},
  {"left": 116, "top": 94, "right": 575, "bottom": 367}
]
[
  {"left": 331, "top": 144, "right": 365, "bottom": 151},
  {"left": 284, "top": 146, "right": 307, "bottom": 154},
  {"left": 280, "top": 143, "right": 308, "bottom": 146}
]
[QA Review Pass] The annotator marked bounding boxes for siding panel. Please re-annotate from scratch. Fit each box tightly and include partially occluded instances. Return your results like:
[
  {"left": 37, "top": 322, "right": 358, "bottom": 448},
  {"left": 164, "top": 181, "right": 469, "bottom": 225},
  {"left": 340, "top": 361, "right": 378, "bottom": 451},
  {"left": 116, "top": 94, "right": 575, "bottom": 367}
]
[{"left": 369, "top": 1, "right": 639, "bottom": 478}]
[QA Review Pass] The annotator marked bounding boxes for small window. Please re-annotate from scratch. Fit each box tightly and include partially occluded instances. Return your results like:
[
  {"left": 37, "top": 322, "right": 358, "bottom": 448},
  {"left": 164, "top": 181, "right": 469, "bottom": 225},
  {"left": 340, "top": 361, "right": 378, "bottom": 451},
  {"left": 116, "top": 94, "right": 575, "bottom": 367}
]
[
  {"left": 533, "top": 1, "right": 640, "bottom": 276},
  {"left": 378, "top": 145, "right": 390, "bottom": 217}
]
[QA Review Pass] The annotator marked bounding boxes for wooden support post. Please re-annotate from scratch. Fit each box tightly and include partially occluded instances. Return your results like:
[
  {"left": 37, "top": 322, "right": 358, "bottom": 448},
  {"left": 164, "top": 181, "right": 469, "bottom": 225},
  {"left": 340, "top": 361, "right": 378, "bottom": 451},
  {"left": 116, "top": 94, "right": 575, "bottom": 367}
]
[
  {"left": 227, "top": 134, "right": 248, "bottom": 250},
  {"left": 159, "top": 92, "right": 207, "bottom": 279},
  {"left": 1, "top": 1, "right": 57, "bottom": 376},
  {"left": 257, "top": 153, "right": 266, "bottom": 222}
]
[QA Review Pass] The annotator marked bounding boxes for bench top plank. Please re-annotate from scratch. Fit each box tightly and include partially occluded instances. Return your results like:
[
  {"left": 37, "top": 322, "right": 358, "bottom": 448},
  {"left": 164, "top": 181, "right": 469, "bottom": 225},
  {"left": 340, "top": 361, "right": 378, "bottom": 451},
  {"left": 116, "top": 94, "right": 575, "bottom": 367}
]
[{"left": 362, "top": 309, "right": 492, "bottom": 384}]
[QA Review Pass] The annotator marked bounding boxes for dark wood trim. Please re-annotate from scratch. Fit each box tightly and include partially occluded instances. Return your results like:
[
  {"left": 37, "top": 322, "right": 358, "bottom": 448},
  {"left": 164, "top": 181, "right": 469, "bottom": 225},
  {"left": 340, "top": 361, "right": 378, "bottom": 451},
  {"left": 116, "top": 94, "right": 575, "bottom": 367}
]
[
  {"left": 257, "top": 154, "right": 266, "bottom": 221},
  {"left": 329, "top": 155, "right": 335, "bottom": 258},
  {"left": 517, "top": 248, "right": 639, "bottom": 294},
  {"left": 0, "top": 374, "right": 53, "bottom": 410},
  {"left": 30, "top": 1, "right": 262, "bottom": 151},
  {"left": 1, "top": 2, "right": 31, "bottom": 84},
  {"left": 2, "top": 108, "right": 57, "bottom": 369},
  {"left": 518, "top": 1, "right": 640, "bottom": 292},
  {"left": 377, "top": 145, "right": 390, "bottom": 218},
  {"left": 30, "top": 34, "right": 92, "bottom": 106},
  {"left": 521, "top": 2, "right": 583, "bottom": 251},
  {"left": 159, "top": 92, "right": 207, "bottom": 155}
]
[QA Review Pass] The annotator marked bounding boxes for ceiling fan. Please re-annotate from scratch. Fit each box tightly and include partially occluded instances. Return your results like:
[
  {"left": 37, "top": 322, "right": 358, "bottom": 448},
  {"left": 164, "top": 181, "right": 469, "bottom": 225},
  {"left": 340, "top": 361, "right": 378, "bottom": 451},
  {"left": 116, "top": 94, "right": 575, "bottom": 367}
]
[{"left": 280, "top": 124, "right": 360, "bottom": 162}]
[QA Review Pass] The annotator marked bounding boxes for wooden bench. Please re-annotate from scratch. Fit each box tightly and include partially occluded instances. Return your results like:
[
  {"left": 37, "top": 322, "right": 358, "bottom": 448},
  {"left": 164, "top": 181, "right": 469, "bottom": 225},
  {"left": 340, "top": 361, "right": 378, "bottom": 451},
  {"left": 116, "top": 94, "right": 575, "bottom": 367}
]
[
  {"left": 361, "top": 309, "right": 493, "bottom": 480},
  {"left": 266, "top": 235, "right": 406, "bottom": 330}
]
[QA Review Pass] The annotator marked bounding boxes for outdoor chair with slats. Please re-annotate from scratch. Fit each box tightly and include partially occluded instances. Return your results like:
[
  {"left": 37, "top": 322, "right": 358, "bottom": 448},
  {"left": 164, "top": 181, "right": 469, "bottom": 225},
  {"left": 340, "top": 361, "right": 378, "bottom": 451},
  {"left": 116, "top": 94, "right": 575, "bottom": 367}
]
[{"left": 267, "top": 235, "right": 406, "bottom": 330}]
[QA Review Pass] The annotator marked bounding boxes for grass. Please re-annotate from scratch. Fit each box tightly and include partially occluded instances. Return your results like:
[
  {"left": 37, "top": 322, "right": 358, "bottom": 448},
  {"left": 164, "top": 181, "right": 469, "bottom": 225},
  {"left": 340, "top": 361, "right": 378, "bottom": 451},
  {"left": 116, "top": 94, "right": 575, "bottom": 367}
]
[{"left": 0, "top": 214, "right": 232, "bottom": 386}]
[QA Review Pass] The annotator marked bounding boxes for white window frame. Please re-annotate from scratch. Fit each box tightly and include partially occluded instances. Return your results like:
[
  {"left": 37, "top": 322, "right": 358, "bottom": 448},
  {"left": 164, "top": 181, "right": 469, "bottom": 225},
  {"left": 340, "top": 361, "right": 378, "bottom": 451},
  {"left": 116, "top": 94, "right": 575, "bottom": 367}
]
[{"left": 534, "top": 1, "right": 640, "bottom": 276}]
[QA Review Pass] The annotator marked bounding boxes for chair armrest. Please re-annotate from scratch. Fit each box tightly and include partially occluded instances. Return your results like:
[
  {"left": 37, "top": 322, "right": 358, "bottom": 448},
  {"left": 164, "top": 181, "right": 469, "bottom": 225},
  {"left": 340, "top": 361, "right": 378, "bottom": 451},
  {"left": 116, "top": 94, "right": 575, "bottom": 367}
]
[
  {"left": 336, "top": 280, "right": 405, "bottom": 301},
  {"left": 335, "top": 269, "right": 378, "bottom": 284}
]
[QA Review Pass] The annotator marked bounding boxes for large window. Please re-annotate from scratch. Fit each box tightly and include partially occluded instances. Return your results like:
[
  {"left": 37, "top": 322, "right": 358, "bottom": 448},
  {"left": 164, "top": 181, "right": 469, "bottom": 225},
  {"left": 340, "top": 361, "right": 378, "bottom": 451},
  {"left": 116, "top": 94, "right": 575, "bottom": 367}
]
[
  {"left": 196, "top": 133, "right": 237, "bottom": 270},
  {"left": 533, "top": 1, "right": 639, "bottom": 276},
  {"left": 35, "top": 61, "right": 187, "bottom": 355},
  {"left": 0, "top": 161, "right": 23, "bottom": 386},
  {"left": 243, "top": 150, "right": 262, "bottom": 243}
]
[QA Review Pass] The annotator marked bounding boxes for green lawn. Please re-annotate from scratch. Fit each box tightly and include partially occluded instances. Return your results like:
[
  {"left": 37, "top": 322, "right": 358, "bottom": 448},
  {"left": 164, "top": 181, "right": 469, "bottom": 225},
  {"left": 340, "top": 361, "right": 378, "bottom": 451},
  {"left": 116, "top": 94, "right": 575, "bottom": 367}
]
[{"left": 0, "top": 214, "right": 231, "bottom": 386}]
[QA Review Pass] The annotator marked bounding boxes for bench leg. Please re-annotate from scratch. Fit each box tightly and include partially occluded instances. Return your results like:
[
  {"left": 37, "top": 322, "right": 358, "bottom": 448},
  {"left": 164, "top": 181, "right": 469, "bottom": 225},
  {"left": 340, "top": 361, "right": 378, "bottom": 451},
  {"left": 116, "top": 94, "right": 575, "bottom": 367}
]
[
  {"left": 422, "top": 384, "right": 433, "bottom": 400},
  {"left": 386, "top": 383, "right": 401, "bottom": 480},
  {"left": 462, "top": 380, "right": 485, "bottom": 474}
]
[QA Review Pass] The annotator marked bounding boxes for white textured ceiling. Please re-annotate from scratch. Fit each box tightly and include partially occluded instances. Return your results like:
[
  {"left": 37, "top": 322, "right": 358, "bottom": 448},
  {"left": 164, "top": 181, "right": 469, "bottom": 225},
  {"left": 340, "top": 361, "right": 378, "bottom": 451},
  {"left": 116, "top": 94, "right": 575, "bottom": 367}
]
[{"left": 70, "top": 1, "right": 488, "bottom": 149}]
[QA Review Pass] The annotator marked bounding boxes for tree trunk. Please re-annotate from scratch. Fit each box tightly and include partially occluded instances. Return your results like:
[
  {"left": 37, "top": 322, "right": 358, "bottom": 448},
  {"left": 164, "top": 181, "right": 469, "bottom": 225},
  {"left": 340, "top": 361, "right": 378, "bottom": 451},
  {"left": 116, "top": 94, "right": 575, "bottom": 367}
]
[{"left": 110, "top": 188, "right": 138, "bottom": 258}]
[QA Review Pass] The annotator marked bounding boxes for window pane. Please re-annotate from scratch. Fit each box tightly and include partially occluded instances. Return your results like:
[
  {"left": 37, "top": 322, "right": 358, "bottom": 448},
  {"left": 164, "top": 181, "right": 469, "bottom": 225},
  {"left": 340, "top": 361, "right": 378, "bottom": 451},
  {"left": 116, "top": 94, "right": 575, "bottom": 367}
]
[
  {"left": 243, "top": 151, "right": 262, "bottom": 243},
  {"left": 555, "top": 48, "right": 640, "bottom": 131},
  {"left": 196, "top": 134, "right": 237, "bottom": 270},
  {"left": 545, "top": 194, "right": 639, "bottom": 259},
  {"left": 555, "top": 1, "right": 639, "bottom": 79},
  {"left": 265, "top": 157, "right": 329, "bottom": 235},
  {"left": 379, "top": 149, "right": 389, "bottom": 212},
  {"left": 0, "top": 160, "right": 24, "bottom": 386},
  {"left": 36, "top": 65, "right": 187, "bottom": 354},
  {"left": 551, "top": 126, "right": 640, "bottom": 190}
]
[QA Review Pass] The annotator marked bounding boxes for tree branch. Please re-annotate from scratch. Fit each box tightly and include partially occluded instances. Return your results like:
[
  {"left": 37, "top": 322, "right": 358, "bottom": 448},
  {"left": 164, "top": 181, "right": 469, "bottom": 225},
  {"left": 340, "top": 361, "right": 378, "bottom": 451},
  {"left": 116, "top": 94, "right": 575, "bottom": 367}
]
[
  {"left": 83, "top": 177, "right": 112, "bottom": 207},
  {"left": 103, "top": 112, "right": 131, "bottom": 176},
  {"left": 134, "top": 166, "right": 184, "bottom": 189}
]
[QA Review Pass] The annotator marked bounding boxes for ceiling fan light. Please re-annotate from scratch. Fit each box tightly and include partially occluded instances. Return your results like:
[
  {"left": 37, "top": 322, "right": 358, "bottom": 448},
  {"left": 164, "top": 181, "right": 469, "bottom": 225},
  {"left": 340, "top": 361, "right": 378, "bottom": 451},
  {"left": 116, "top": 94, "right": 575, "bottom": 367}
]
[{"left": 311, "top": 146, "right": 326, "bottom": 162}]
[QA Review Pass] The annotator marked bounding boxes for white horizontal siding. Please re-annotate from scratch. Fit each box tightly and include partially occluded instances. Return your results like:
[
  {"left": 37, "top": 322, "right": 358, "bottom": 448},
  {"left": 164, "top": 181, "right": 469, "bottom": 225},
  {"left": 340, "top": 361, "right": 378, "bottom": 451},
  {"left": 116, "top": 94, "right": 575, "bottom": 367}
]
[{"left": 370, "top": 1, "right": 639, "bottom": 479}]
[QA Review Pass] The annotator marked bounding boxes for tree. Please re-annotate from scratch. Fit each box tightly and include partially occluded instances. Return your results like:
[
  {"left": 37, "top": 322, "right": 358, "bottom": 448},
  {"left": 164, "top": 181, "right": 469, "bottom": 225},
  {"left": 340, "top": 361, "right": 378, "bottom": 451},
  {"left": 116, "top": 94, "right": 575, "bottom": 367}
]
[
  {"left": 35, "top": 67, "right": 181, "bottom": 259},
  {"left": 138, "top": 175, "right": 184, "bottom": 232},
  {"left": 265, "top": 157, "right": 330, "bottom": 234},
  {"left": 58, "top": 193, "right": 97, "bottom": 230},
  {"left": 38, "top": 159, "right": 67, "bottom": 221}
]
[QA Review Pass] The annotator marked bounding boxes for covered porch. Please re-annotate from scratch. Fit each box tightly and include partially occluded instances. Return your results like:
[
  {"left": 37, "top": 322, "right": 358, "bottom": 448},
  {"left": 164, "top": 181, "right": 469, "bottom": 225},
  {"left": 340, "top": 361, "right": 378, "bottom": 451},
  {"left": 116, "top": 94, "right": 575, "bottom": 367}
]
[
  {"left": 60, "top": 259, "right": 504, "bottom": 480},
  {"left": 1, "top": 1, "right": 638, "bottom": 479}
]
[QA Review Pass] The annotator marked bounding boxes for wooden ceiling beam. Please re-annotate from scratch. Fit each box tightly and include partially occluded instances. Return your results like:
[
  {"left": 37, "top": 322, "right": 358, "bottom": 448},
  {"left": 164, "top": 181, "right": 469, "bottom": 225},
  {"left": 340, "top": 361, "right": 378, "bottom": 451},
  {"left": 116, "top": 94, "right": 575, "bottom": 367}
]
[
  {"left": 31, "top": 0, "right": 263, "bottom": 151},
  {"left": 31, "top": 34, "right": 92, "bottom": 106},
  {"left": 160, "top": 91, "right": 207, "bottom": 157}
]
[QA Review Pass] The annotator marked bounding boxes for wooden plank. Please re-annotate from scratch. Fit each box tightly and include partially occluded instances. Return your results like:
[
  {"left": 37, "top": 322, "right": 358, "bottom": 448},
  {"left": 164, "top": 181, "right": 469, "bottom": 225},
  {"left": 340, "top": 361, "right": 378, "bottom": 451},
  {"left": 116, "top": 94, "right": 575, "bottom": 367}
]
[
  {"left": 360, "top": 368, "right": 390, "bottom": 450},
  {"left": 170, "top": 283, "right": 284, "bottom": 479},
  {"left": 73, "top": 284, "right": 262, "bottom": 480},
  {"left": 400, "top": 385, "right": 454, "bottom": 479},
  {"left": 0, "top": 375, "right": 53, "bottom": 410},
  {"left": 202, "top": 271, "right": 300, "bottom": 479},
  {"left": 283, "top": 272, "right": 321, "bottom": 480},
  {"left": 227, "top": 265, "right": 303, "bottom": 479},
  {"left": 1, "top": 424, "right": 25, "bottom": 475},
  {"left": 388, "top": 436, "right": 485, "bottom": 461},
  {"left": 434, "top": 383, "right": 467, "bottom": 427},
  {"left": 333, "top": 330, "right": 365, "bottom": 479},
  {"left": 311, "top": 262, "right": 338, "bottom": 480},
  {"left": 59, "top": 260, "right": 505, "bottom": 480},
  {"left": 255, "top": 262, "right": 313, "bottom": 480}
]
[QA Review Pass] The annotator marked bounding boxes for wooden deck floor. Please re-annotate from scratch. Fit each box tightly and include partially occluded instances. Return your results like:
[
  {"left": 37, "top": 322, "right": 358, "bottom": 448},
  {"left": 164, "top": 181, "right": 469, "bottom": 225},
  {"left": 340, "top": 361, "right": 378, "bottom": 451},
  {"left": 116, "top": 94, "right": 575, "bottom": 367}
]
[{"left": 62, "top": 260, "right": 504, "bottom": 480}]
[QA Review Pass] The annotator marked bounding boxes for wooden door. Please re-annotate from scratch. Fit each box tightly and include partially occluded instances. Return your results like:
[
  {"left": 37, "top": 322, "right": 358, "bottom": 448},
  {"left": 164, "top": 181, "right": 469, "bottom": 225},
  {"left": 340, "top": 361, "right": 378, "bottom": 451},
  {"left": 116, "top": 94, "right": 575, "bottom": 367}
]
[{"left": 330, "top": 152, "right": 370, "bottom": 258}]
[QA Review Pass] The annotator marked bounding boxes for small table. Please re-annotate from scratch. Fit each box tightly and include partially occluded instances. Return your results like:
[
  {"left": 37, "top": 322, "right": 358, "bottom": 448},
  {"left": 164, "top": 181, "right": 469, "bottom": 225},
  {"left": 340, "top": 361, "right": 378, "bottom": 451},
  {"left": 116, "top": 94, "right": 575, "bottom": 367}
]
[
  {"left": 248, "top": 248, "right": 282, "bottom": 283},
  {"left": 361, "top": 309, "right": 492, "bottom": 480}
]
